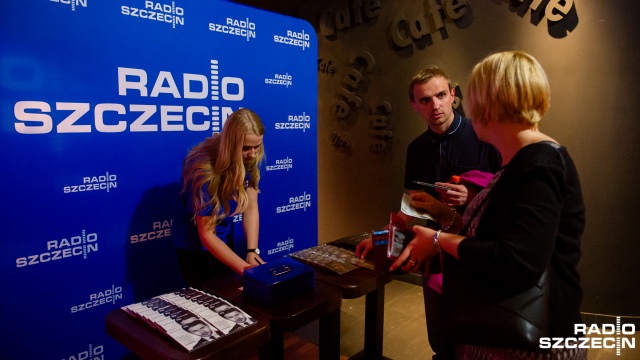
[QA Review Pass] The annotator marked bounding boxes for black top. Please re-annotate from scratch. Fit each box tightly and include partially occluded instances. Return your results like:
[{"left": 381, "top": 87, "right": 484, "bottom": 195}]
[
  {"left": 445, "top": 142, "right": 585, "bottom": 339},
  {"left": 404, "top": 114, "right": 501, "bottom": 198}
]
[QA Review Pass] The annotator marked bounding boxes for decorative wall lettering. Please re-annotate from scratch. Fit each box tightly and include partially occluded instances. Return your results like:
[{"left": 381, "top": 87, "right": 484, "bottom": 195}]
[
  {"left": 318, "top": 58, "right": 337, "bottom": 75},
  {"left": 319, "top": 0, "right": 381, "bottom": 38},
  {"left": 505, "top": 0, "right": 578, "bottom": 39},
  {"left": 388, "top": 0, "right": 469, "bottom": 48},
  {"left": 334, "top": 49, "right": 375, "bottom": 119},
  {"left": 369, "top": 101, "right": 393, "bottom": 153},
  {"left": 330, "top": 131, "right": 352, "bottom": 153}
]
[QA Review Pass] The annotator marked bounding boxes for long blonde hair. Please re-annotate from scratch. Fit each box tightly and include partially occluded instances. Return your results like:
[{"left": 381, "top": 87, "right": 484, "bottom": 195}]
[{"left": 181, "top": 108, "right": 265, "bottom": 229}]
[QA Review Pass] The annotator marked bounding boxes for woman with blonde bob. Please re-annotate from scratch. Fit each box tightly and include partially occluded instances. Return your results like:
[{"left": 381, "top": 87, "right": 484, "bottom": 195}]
[
  {"left": 179, "top": 108, "right": 265, "bottom": 286},
  {"left": 389, "top": 51, "right": 586, "bottom": 359}
]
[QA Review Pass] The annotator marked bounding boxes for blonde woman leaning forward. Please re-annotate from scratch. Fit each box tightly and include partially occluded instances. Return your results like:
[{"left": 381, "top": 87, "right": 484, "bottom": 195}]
[
  {"left": 178, "top": 108, "right": 265, "bottom": 287},
  {"left": 358, "top": 51, "right": 586, "bottom": 359}
]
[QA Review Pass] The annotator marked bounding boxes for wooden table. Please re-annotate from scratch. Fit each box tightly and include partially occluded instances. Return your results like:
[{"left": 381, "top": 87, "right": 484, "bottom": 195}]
[
  {"left": 315, "top": 265, "right": 394, "bottom": 360},
  {"left": 288, "top": 233, "right": 395, "bottom": 359},
  {"left": 200, "top": 273, "right": 342, "bottom": 360},
  {"left": 106, "top": 306, "right": 270, "bottom": 360}
]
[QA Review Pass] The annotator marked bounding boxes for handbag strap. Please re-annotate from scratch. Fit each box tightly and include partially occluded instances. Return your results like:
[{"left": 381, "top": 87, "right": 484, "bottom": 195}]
[{"left": 459, "top": 176, "right": 496, "bottom": 235}]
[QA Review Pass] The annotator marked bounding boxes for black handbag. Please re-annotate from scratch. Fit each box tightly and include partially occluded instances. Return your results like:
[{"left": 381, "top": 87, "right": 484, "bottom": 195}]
[{"left": 450, "top": 269, "right": 550, "bottom": 349}]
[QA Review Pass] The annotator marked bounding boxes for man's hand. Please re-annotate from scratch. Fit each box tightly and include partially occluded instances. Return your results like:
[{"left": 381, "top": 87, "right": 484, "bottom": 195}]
[
  {"left": 410, "top": 192, "right": 450, "bottom": 222},
  {"left": 436, "top": 183, "right": 468, "bottom": 207}
]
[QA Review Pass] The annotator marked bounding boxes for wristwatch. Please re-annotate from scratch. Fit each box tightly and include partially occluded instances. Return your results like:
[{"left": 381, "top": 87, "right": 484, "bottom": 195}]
[{"left": 247, "top": 248, "right": 260, "bottom": 255}]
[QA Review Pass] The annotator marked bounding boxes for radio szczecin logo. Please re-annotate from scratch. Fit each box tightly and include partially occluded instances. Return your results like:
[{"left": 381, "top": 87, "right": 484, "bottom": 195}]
[
  {"left": 274, "top": 29, "right": 310, "bottom": 50},
  {"left": 16, "top": 230, "right": 99, "bottom": 268},
  {"left": 121, "top": 1, "right": 185, "bottom": 28},
  {"left": 539, "top": 318, "right": 636, "bottom": 356},
  {"left": 50, "top": 0, "right": 88, "bottom": 12},
  {"left": 13, "top": 59, "right": 245, "bottom": 135},
  {"left": 275, "top": 112, "right": 311, "bottom": 132},
  {"left": 209, "top": 16, "right": 257, "bottom": 41},
  {"left": 64, "top": 172, "right": 117, "bottom": 194}
]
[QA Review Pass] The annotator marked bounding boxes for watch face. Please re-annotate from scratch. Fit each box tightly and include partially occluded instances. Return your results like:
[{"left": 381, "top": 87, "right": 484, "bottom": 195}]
[{"left": 254, "top": 248, "right": 260, "bottom": 255}]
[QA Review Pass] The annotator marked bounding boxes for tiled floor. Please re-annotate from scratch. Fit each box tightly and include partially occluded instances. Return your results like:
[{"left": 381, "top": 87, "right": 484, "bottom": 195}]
[
  {"left": 334, "top": 276, "right": 639, "bottom": 360},
  {"left": 339, "top": 278, "right": 433, "bottom": 359}
]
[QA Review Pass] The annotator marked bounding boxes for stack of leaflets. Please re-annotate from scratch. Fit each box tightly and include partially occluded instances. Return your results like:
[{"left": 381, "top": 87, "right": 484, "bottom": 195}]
[
  {"left": 122, "top": 288, "right": 256, "bottom": 352},
  {"left": 289, "top": 243, "right": 374, "bottom": 275}
]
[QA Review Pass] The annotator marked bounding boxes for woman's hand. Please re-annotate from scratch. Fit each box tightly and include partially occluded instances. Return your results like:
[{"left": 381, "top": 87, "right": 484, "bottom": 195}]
[
  {"left": 245, "top": 252, "right": 264, "bottom": 266},
  {"left": 355, "top": 237, "right": 373, "bottom": 259},
  {"left": 389, "top": 226, "right": 439, "bottom": 273}
]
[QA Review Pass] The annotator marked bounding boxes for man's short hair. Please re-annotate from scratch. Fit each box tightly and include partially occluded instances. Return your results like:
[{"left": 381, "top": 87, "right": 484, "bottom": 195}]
[{"left": 408, "top": 66, "right": 454, "bottom": 102}]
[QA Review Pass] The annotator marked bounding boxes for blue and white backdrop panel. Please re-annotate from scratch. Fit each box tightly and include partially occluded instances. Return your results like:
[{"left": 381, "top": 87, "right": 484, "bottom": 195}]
[{"left": 0, "top": 1, "right": 317, "bottom": 358}]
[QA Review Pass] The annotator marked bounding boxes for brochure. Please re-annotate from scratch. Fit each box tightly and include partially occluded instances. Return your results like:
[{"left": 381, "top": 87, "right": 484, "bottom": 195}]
[{"left": 122, "top": 288, "right": 257, "bottom": 352}]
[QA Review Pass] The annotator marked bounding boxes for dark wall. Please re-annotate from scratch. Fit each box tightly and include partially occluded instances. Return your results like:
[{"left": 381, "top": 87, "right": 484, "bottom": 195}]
[{"left": 234, "top": 0, "right": 640, "bottom": 317}]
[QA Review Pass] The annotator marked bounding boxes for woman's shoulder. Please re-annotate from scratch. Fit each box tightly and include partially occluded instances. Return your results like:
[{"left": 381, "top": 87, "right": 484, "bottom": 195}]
[
  {"left": 510, "top": 141, "right": 568, "bottom": 171},
  {"left": 518, "top": 140, "right": 565, "bottom": 155}
]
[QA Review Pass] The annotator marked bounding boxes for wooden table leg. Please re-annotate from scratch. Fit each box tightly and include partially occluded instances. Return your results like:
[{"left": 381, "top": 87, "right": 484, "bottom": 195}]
[
  {"left": 364, "top": 284, "right": 385, "bottom": 359},
  {"left": 319, "top": 308, "right": 341, "bottom": 360},
  {"left": 258, "top": 330, "right": 284, "bottom": 360}
]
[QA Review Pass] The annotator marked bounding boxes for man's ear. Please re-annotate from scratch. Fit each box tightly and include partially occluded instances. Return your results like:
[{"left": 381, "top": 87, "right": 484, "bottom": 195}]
[{"left": 452, "top": 84, "right": 465, "bottom": 116}]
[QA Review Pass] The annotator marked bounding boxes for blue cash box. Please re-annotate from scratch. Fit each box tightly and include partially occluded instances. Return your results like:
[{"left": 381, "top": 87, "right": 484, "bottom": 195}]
[{"left": 243, "top": 256, "right": 315, "bottom": 303}]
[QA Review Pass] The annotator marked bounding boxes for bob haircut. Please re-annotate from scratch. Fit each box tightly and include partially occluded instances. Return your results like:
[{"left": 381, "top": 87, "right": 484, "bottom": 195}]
[{"left": 466, "top": 51, "right": 550, "bottom": 127}]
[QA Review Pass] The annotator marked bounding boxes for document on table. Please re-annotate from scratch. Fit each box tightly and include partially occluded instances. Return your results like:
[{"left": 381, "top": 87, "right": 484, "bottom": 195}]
[{"left": 400, "top": 193, "right": 434, "bottom": 220}]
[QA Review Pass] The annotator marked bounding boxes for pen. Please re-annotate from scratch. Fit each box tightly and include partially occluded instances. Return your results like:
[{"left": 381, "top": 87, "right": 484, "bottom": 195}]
[{"left": 412, "top": 180, "right": 452, "bottom": 190}]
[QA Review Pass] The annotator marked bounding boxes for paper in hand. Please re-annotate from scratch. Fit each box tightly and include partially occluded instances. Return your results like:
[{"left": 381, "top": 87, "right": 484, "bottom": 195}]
[{"left": 400, "top": 193, "right": 434, "bottom": 220}]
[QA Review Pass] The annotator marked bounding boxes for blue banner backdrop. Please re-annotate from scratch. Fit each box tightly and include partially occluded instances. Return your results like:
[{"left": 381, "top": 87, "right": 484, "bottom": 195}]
[{"left": 0, "top": 1, "right": 317, "bottom": 358}]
